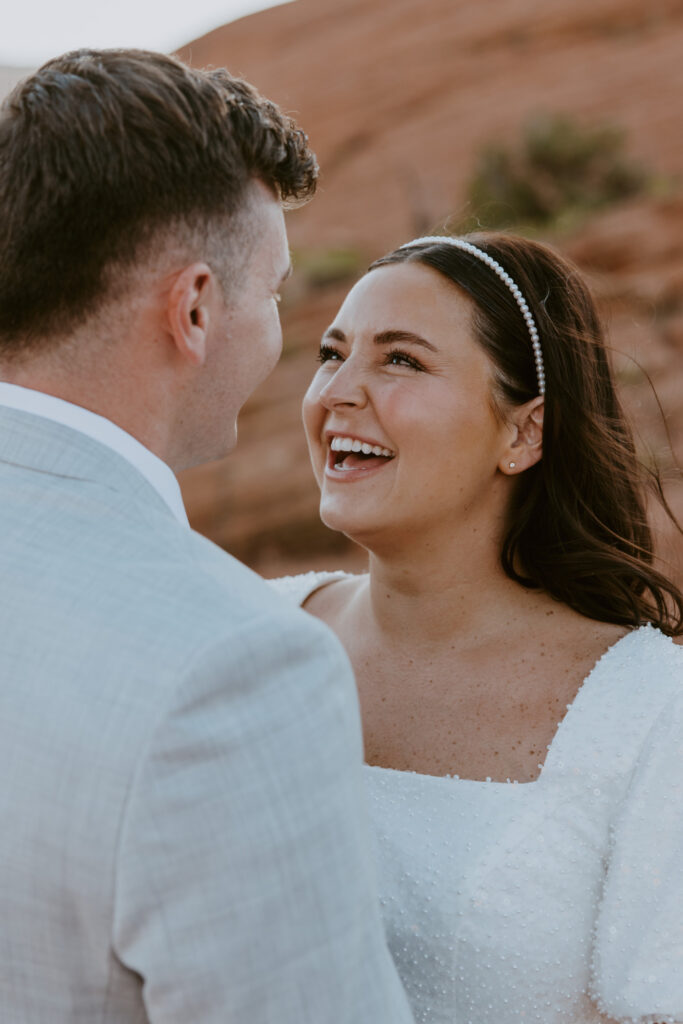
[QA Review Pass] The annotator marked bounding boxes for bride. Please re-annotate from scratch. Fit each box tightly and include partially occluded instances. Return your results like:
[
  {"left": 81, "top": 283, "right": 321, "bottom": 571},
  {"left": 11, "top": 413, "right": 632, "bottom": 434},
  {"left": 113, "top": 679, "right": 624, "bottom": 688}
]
[{"left": 271, "top": 233, "right": 683, "bottom": 1024}]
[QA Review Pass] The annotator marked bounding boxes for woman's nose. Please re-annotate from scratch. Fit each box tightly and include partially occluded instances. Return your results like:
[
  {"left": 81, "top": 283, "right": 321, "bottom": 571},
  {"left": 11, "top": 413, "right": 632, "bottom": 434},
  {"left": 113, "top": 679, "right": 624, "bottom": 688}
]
[{"left": 318, "top": 358, "right": 368, "bottom": 410}]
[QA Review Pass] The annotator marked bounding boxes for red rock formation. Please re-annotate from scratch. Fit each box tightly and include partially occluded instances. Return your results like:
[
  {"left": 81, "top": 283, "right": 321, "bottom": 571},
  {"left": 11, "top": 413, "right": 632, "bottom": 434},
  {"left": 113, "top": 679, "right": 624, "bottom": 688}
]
[{"left": 176, "top": 0, "right": 683, "bottom": 588}]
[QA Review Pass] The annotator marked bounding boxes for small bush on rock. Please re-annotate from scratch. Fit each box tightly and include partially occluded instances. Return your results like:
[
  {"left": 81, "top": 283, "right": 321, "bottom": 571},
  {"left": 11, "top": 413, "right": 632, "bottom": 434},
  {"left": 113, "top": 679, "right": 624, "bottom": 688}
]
[{"left": 463, "top": 114, "right": 648, "bottom": 231}]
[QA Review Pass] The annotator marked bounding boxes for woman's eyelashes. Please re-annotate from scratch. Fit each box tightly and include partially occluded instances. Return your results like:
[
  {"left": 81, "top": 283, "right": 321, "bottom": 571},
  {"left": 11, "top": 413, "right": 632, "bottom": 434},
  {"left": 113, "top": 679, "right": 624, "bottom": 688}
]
[
  {"left": 385, "top": 349, "right": 425, "bottom": 371},
  {"left": 317, "top": 343, "right": 343, "bottom": 363},
  {"left": 317, "top": 343, "right": 425, "bottom": 371}
]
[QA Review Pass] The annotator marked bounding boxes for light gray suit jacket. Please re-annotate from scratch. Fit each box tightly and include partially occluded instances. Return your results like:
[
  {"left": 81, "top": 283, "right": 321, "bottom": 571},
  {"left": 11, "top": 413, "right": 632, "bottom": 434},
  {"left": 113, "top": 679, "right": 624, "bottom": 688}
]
[{"left": 0, "top": 406, "right": 412, "bottom": 1023}]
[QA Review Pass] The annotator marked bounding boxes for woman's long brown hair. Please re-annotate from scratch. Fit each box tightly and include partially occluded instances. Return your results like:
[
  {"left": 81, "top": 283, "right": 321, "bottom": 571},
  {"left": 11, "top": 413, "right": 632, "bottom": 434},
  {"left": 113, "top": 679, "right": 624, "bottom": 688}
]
[{"left": 371, "top": 234, "right": 683, "bottom": 636}]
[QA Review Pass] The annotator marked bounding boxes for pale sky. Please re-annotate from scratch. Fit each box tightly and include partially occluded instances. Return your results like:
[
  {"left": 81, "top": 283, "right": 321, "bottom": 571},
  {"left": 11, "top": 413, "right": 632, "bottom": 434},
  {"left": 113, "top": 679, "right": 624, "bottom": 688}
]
[{"left": 1, "top": 0, "right": 293, "bottom": 68}]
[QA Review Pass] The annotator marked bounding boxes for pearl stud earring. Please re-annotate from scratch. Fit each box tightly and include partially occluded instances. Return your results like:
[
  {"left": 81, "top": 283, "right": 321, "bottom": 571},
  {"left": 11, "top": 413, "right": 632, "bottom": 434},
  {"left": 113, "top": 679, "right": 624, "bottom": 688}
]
[{"left": 509, "top": 461, "right": 516, "bottom": 469}]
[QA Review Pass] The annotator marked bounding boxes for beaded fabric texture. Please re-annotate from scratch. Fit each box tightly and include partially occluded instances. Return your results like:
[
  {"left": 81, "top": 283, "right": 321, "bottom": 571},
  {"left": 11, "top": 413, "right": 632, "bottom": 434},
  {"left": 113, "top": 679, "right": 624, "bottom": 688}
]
[
  {"left": 271, "top": 571, "right": 683, "bottom": 1024},
  {"left": 398, "top": 236, "right": 546, "bottom": 397}
]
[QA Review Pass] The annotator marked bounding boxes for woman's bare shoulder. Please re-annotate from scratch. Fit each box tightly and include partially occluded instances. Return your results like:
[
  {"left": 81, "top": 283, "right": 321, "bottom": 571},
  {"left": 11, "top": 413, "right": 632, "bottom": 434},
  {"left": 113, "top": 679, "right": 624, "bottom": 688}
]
[
  {"left": 267, "top": 570, "right": 366, "bottom": 613},
  {"left": 303, "top": 572, "right": 368, "bottom": 621}
]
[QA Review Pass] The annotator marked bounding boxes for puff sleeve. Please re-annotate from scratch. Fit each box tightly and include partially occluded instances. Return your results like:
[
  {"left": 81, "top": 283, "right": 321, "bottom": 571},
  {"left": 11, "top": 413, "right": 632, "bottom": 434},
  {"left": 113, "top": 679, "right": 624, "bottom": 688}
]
[{"left": 591, "top": 688, "right": 683, "bottom": 1024}]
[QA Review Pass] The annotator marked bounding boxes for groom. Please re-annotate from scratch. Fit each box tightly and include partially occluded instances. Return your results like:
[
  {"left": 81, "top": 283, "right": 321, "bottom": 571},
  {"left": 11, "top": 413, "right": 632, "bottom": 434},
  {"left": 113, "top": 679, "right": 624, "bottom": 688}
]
[{"left": 0, "top": 50, "right": 412, "bottom": 1022}]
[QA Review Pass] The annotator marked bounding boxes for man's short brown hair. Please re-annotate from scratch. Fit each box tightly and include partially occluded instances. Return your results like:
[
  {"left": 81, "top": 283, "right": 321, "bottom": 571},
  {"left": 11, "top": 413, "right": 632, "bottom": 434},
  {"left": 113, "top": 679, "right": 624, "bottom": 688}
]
[{"left": 0, "top": 48, "right": 318, "bottom": 351}]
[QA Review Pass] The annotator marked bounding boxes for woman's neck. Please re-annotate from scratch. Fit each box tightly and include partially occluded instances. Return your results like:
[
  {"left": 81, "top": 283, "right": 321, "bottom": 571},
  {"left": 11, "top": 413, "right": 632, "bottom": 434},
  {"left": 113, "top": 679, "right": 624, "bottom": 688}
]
[{"left": 361, "top": 526, "right": 537, "bottom": 649}]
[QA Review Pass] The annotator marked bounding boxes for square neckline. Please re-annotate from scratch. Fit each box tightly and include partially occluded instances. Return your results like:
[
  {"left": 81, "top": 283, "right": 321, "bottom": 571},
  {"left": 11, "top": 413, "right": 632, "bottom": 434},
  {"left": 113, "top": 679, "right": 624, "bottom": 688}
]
[
  {"left": 274, "top": 570, "right": 651, "bottom": 787},
  {"left": 364, "top": 625, "right": 649, "bottom": 787}
]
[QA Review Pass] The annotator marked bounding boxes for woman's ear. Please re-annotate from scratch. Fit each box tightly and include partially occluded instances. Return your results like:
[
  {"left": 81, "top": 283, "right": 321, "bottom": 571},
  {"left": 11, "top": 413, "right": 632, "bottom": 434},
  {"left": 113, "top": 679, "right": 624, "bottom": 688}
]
[
  {"left": 499, "top": 396, "right": 544, "bottom": 475},
  {"left": 166, "top": 263, "right": 214, "bottom": 367}
]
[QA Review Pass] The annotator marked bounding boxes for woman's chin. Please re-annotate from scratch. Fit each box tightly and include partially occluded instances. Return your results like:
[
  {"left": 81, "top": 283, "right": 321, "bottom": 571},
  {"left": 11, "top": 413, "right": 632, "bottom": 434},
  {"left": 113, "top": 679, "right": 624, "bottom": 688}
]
[
  {"left": 319, "top": 505, "right": 360, "bottom": 537},
  {"left": 319, "top": 499, "right": 388, "bottom": 549}
]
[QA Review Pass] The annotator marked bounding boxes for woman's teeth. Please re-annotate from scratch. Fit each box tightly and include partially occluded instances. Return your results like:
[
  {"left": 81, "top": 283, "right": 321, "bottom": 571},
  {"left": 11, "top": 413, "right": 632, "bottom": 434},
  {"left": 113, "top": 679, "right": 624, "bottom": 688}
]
[
  {"left": 328, "top": 435, "right": 396, "bottom": 473},
  {"left": 330, "top": 436, "right": 394, "bottom": 457}
]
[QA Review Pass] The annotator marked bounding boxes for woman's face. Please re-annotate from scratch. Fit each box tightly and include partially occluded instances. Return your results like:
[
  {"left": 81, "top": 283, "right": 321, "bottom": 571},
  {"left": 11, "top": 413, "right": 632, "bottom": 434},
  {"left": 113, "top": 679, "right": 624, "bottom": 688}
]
[{"left": 302, "top": 261, "right": 515, "bottom": 549}]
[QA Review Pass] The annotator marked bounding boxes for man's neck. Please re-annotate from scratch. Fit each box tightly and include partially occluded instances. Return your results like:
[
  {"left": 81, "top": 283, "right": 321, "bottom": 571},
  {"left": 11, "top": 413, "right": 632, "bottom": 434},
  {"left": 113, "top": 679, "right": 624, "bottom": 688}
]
[
  {"left": 0, "top": 381, "right": 190, "bottom": 525},
  {"left": 0, "top": 359, "right": 174, "bottom": 468}
]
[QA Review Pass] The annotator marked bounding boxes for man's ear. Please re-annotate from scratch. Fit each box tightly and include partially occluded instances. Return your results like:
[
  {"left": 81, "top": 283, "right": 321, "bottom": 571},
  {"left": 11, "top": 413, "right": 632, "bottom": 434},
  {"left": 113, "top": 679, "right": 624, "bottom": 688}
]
[
  {"left": 498, "top": 396, "right": 544, "bottom": 476},
  {"left": 167, "top": 263, "right": 214, "bottom": 367}
]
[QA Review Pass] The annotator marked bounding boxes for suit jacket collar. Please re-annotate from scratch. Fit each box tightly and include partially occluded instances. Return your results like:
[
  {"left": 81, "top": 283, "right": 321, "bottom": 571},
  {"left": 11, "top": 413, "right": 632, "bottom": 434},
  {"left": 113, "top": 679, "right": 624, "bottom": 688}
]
[{"left": 0, "top": 404, "right": 181, "bottom": 524}]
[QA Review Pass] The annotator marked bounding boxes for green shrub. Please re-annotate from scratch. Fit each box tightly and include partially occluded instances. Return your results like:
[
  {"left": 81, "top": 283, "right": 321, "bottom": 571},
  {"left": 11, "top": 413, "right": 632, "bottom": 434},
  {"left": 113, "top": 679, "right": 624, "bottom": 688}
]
[{"left": 462, "top": 114, "right": 648, "bottom": 231}]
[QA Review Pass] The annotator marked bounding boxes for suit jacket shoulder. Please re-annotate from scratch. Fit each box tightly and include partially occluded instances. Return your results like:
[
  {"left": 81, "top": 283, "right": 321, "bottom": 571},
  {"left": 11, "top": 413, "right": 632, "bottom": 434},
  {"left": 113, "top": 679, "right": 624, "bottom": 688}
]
[{"left": 0, "top": 407, "right": 412, "bottom": 1024}]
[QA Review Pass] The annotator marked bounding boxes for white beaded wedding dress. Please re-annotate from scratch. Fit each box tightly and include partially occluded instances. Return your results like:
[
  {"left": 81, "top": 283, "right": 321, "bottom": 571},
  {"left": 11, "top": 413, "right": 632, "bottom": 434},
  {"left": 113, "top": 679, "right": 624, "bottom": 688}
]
[{"left": 271, "top": 571, "right": 683, "bottom": 1024}]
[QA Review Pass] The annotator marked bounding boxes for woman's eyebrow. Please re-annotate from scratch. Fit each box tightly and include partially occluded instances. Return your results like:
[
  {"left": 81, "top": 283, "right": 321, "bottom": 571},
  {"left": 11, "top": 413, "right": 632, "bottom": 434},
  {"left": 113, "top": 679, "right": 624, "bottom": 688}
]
[
  {"left": 322, "top": 326, "right": 346, "bottom": 342},
  {"left": 374, "top": 329, "right": 437, "bottom": 352},
  {"left": 321, "top": 327, "right": 437, "bottom": 351}
]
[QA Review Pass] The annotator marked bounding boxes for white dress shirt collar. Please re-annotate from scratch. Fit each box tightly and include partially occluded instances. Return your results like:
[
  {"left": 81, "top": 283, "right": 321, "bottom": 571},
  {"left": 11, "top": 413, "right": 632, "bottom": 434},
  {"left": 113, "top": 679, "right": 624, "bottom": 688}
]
[{"left": 0, "top": 382, "right": 189, "bottom": 527}]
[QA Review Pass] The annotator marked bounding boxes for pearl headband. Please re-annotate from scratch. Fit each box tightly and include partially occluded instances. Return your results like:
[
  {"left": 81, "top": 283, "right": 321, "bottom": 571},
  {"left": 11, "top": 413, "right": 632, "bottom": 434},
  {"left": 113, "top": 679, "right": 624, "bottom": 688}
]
[{"left": 398, "top": 235, "right": 546, "bottom": 396}]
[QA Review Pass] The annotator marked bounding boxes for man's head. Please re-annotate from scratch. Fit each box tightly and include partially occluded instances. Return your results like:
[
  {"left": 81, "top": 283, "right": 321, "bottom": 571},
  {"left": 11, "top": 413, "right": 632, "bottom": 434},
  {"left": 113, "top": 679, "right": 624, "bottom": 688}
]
[
  {"left": 0, "top": 48, "right": 316, "bottom": 349},
  {"left": 0, "top": 49, "right": 316, "bottom": 467}
]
